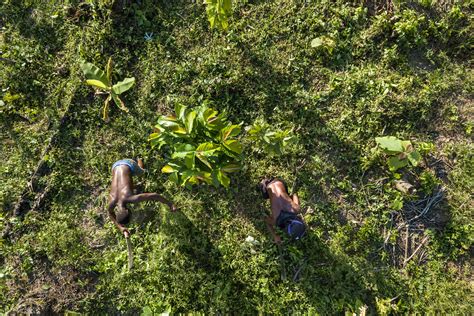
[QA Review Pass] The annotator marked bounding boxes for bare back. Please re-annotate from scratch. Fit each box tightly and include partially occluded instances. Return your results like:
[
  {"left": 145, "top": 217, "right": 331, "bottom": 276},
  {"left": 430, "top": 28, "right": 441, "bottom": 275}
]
[
  {"left": 107, "top": 159, "right": 176, "bottom": 236},
  {"left": 267, "top": 181, "right": 300, "bottom": 224},
  {"left": 109, "top": 165, "right": 134, "bottom": 204}
]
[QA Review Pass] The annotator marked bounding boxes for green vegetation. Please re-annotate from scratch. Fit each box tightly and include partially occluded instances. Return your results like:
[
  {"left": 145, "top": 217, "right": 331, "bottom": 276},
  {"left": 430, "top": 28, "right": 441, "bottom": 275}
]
[
  {"left": 205, "top": 0, "right": 233, "bottom": 30},
  {"left": 1, "top": 0, "right": 472, "bottom": 314},
  {"left": 247, "top": 118, "right": 295, "bottom": 156},
  {"left": 374, "top": 136, "right": 423, "bottom": 171},
  {"left": 150, "top": 103, "right": 242, "bottom": 188},
  {"left": 80, "top": 57, "right": 135, "bottom": 120}
]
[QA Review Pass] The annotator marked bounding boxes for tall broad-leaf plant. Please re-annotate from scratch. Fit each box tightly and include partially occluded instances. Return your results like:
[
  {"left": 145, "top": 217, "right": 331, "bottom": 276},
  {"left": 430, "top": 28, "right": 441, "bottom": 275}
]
[
  {"left": 80, "top": 57, "right": 135, "bottom": 120},
  {"left": 149, "top": 103, "right": 242, "bottom": 188}
]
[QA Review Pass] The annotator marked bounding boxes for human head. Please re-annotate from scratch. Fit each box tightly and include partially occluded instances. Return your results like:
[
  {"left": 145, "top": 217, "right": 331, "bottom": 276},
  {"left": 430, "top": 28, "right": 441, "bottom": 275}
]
[
  {"left": 116, "top": 204, "right": 130, "bottom": 224},
  {"left": 283, "top": 219, "right": 306, "bottom": 240},
  {"left": 257, "top": 178, "right": 272, "bottom": 199}
]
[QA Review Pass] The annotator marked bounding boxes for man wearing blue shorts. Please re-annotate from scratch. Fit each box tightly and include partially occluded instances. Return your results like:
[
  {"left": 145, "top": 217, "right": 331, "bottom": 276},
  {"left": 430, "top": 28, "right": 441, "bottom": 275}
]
[{"left": 108, "top": 158, "right": 176, "bottom": 238}]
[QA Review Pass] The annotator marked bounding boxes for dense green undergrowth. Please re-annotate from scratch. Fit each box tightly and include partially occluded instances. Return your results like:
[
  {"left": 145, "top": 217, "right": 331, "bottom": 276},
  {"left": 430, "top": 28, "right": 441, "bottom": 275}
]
[{"left": 1, "top": 0, "right": 472, "bottom": 314}]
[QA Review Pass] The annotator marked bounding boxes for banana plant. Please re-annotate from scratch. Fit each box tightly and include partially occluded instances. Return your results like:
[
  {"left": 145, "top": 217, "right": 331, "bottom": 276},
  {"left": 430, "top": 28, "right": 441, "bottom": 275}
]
[
  {"left": 80, "top": 57, "right": 135, "bottom": 121},
  {"left": 149, "top": 103, "right": 242, "bottom": 188}
]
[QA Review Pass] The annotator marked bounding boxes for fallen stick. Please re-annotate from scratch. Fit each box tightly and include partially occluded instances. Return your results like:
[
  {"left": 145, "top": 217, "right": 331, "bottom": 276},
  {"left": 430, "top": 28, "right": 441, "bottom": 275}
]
[
  {"left": 278, "top": 245, "right": 286, "bottom": 281},
  {"left": 404, "top": 236, "right": 429, "bottom": 265},
  {"left": 404, "top": 225, "right": 409, "bottom": 265},
  {"left": 408, "top": 188, "right": 444, "bottom": 224},
  {"left": 292, "top": 258, "right": 307, "bottom": 282},
  {"left": 0, "top": 57, "right": 15, "bottom": 64},
  {"left": 126, "top": 237, "right": 134, "bottom": 271}
]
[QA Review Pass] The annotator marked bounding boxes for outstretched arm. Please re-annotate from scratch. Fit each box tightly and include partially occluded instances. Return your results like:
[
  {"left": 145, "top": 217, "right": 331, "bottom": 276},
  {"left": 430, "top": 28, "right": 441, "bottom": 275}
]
[
  {"left": 265, "top": 216, "right": 281, "bottom": 244},
  {"left": 107, "top": 202, "right": 129, "bottom": 237},
  {"left": 125, "top": 193, "right": 177, "bottom": 211}
]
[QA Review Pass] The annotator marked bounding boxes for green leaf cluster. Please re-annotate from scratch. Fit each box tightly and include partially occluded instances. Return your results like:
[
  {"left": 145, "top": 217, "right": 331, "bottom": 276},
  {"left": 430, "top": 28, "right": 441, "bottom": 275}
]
[
  {"left": 149, "top": 103, "right": 242, "bottom": 188},
  {"left": 247, "top": 119, "right": 295, "bottom": 157},
  {"left": 375, "top": 136, "right": 423, "bottom": 172},
  {"left": 310, "top": 36, "right": 336, "bottom": 54},
  {"left": 204, "top": 0, "right": 232, "bottom": 30},
  {"left": 80, "top": 57, "right": 135, "bottom": 121}
]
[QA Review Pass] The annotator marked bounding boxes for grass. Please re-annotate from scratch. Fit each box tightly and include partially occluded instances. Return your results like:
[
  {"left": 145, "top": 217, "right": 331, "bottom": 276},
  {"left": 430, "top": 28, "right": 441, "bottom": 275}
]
[{"left": 1, "top": 0, "right": 472, "bottom": 314}]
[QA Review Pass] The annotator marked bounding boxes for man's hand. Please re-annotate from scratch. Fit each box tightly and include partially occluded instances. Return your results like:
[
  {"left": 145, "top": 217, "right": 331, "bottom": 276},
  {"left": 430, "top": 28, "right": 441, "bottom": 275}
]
[
  {"left": 121, "top": 227, "right": 130, "bottom": 238},
  {"left": 274, "top": 235, "right": 282, "bottom": 244}
]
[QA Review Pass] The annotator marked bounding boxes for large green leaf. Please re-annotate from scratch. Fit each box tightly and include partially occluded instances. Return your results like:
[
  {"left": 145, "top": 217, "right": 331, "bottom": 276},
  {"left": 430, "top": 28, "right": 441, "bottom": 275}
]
[
  {"left": 184, "top": 152, "right": 196, "bottom": 169},
  {"left": 216, "top": 170, "right": 230, "bottom": 188},
  {"left": 86, "top": 79, "right": 108, "bottom": 90},
  {"left": 407, "top": 151, "right": 422, "bottom": 166},
  {"left": 387, "top": 156, "right": 409, "bottom": 171},
  {"left": 157, "top": 116, "right": 186, "bottom": 134},
  {"left": 181, "top": 169, "right": 199, "bottom": 185},
  {"left": 196, "top": 171, "right": 213, "bottom": 185},
  {"left": 205, "top": 0, "right": 232, "bottom": 30},
  {"left": 80, "top": 62, "right": 109, "bottom": 86},
  {"left": 169, "top": 172, "right": 179, "bottom": 184},
  {"left": 200, "top": 106, "right": 225, "bottom": 130},
  {"left": 149, "top": 134, "right": 164, "bottom": 148},
  {"left": 196, "top": 154, "right": 212, "bottom": 170},
  {"left": 162, "top": 165, "right": 176, "bottom": 173},
  {"left": 220, "top": 163, "right": 240, "bottom": 173},
  {"left": 375, "top": 136, "right": 404, "bottom": 153},
  {"left": 172, "top": 144, "right": 196, "bottom": 159},
  {"left": 112, "top": 77, "right": 135, "bottom": 95},
  {"left": 196, "top": 142, "right": 220, "bottom": 155},
  {"left": 223, "top": 139, "right": 242, "bottom": 154},
  {"left": 102, "top": 95, "right": 111, "bottom": 121},
  {"left": 221, "top": 124, "right": 241, "bottom": 141},
  {"left": 148, "top": 132, "right": 160, "bottom": 140},
  {"left": 111, "top": 93, "right": 129, "bottom": 112},
  {"left": 175, "top": 104, "right": 187, "bottom": 121},
  {"left": 106, "top": 57, "right": 112, "bottom": 84},
  {"left": 201, "top": 107, "right": 218, "bottom": 124},
  {"left": 157, "top": 116, "right": 178, "bottom": 126},
  {"left": 196, "top": 142, "right": 219, "bottom": 170},
  {"left": 185, "top": 111, "right": 197, "bottom": 134}
]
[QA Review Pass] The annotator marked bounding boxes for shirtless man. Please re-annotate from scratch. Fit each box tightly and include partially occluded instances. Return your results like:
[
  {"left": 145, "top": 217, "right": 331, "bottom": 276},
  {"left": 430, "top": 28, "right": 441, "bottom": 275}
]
[
  {"left": 258, "top": 178, "right": 306, "bottom": 243},
  {"left": 108, "top": 158, "right": 176, "bottom": 238}
]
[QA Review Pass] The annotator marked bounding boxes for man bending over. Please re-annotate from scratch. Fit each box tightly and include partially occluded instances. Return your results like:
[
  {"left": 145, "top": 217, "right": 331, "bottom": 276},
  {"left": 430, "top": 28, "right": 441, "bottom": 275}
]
[{"left": 107, "top": 158, "right": 176, "bottom": 238}]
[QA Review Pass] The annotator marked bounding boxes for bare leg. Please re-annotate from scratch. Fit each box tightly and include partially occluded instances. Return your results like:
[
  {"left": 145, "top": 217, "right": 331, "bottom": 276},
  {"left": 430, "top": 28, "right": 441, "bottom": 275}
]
[{"left": 137, "top": 158, "right": 144, "bottom": 169}]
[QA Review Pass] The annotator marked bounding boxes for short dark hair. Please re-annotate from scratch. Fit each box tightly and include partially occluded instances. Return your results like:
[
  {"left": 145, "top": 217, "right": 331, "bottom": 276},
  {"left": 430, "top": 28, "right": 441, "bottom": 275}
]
[
  {"left": 257, "top": 178, "right": 271, "bottom": 199},
  {"left": 116, "top": 205, "right": 130, "bottom": 224}
]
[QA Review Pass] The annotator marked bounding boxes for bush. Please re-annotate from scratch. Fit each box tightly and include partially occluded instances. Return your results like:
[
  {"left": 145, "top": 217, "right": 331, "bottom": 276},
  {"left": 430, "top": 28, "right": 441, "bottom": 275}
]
[{"left": 149, "top": 103, "right": 242, "bottom": 188}]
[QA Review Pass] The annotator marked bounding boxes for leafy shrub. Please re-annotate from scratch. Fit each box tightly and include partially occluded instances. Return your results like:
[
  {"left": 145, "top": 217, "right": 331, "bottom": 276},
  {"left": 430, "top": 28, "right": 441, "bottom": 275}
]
[
  {"left": 246, "top": 118, "right": 295, "bottom": 156},
  {"left": 149, "top": 103, "right": 242, "bottom": 188},
  {"left": 310, "top": 36, "right": 336, "bottom": 55},
  {"left": 80, "top": 57, "right": 135, "bottom": 120},
  {"left": 204, "top": 0, "right": 232, "bottom": 30},
  {"left": 375, "top": 136, "right": 422, "bottom": 172},
  {"left": 393, "top": 9, "right": 428, "bottom": 49}
]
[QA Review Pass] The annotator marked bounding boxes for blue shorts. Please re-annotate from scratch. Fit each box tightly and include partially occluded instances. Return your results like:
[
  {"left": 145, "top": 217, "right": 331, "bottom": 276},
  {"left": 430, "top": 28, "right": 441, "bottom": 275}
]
[{"left": 112, "top": 159, "right": 145, "bottom": 176}]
